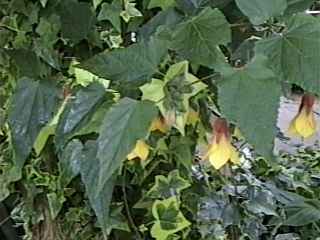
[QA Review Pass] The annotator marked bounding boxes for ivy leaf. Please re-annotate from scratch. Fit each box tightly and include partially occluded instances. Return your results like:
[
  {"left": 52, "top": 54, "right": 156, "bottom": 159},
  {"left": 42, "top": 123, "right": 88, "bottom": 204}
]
[
  {"left": 235, "top": 0, "right": 287, "bottom": 25},
  {"left": 56, "top": 83, "right": 110, "bottom": 149},
  {"left": 57, "top": 0, "right": 95, "bottom": 44},
  {"left": 98, "top": 1, "right": 122, "bottom": 32},
  {"left": 148, "top": 0, "right": 176, "bottom": 10},
  {"left": 171, "top": 7, "right": 231, "bottom": 68},
  {"left": 80, "top": 140, "right": 116, "bottom": 237},
  {"left": 284, "top": 200, "right": 320, "bottom": 226},
  {"left": 79, "top": 38, "right": 167, "bottom": 86},
  {"left": 120, "top": 0, "right": 142, "bottom": 22},
  {"left": 97, "top": 98, "right": 157, "bottom": 194},
  {"left": 218, "top": 55, "right": 281, "bottom": 158},
  {"left": 255, "top": 14, "right": 320, "bottom": 95},
  {"left": 140, "top": 78, "right": 166, "bottom": 103},
  {"left": 147, "top": 170, "right": 191, "bottom": 199},
  {"left": 8, "top": 78, "right": 59, "bottom": 170},
  {"left": 151, "top": 197, "right": 191, "bottom": 240}
]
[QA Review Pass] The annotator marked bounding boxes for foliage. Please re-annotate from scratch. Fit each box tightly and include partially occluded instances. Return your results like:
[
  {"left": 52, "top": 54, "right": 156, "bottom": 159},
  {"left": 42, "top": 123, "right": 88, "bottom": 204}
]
[{"left": 1, "top": 0, "right": 320, "bottom": 240}]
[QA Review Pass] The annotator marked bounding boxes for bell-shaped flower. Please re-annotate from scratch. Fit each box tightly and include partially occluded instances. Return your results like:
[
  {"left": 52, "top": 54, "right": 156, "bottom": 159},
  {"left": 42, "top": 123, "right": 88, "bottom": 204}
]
[
  {"left": 150, "top": 117, "right": 168, "bottom": 133},
  {"left": 127, "top": 140, "right": 150, "bottom": 161},
  {"left": 288, "top": 94, "right": 317, "bottom": 138},
  {"left": 204, "top": 118, "right": 239, "bottom": 169}
]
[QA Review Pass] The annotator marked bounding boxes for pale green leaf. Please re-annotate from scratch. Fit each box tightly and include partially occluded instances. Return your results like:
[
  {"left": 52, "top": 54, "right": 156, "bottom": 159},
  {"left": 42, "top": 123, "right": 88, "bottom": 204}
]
[{"left": 148, "top": 0, "right": 176, "bottom": 10}]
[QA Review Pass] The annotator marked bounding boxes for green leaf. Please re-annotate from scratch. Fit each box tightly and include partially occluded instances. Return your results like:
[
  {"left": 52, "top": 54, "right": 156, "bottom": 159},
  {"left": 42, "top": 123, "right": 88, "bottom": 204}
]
[
  {"left": 218, "top": 55, "right": 281, "bottom": 158},
  {"left": 147, "top": 170, "right": 191, "bottom": 199},
  {"left": 80, "top": 140, "right": 117, "bottom": 236},
  {"left": 57, "top": 0, "right": 95, "bottom": 44},
  {"left": 285, "top": 0, "right": 315, "bottom": 15},
  {"left": 151, "top": 197, "right": 191, "bottom": 240},
  {"left": 148, "top": 0, "right": 176, "bottom": 10},
  {"left": 79, "top": 38, "right": 168, "bottom": 86},
  {"left": 8, "top": 78, "right": 59, "bottom": 170},
  {"left": 120, "top": 0, "right": 142, "bottom": 22},
  {"left": 171, "top": 7, "right": 231, "bottom": 68},
  {"left": 55, "top": 83, "right": 109, "bottom": 149},
  {"left": 235, "top": 0, "right": 287, "bottom": 25},
  {"left": 59, "top": 139, "right": 83, "bottom": 189},
  {"left": 97, "top": 98, "right": 157, "bottom": 194},
  {"left": 284, "top": 200, "right": 320, "bottom": 226},
  {"left": 255, "top": 14, "right": 320, "bottom": 94},
  {"left": 98, "top": 1, "right": 122, "bottom": 32}
]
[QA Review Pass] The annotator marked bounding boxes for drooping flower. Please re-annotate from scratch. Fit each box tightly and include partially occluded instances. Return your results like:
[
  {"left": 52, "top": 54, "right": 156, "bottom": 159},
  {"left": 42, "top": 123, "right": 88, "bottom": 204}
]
[
  {"left": 127, "top": 140, "right": 150, "bottom": 161},
  {"left": 150, "top": 117, "right": 168, "bottom": 133},
  {"left": 204, "top": 118, "right": 239, "bottom": 169},
  {"left": 288, "top": 94, "right": 317, "bottom": 138}
]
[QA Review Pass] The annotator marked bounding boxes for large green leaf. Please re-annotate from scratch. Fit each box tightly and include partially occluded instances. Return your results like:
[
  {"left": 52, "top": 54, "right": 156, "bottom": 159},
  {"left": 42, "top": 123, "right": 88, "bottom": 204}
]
[
  {"left": 171, "top": 7, "right": 231, "bottom": 68},
  {"left": 8, "top": 78, "right": 58, "bottom": 170},
  {"left": 98, "top": 1, "right": 122, "bottom": 32},
  {"left": 148, "top": 0, "right": 176, "bottom": 10},
  {"left": 285, "top": 0, "right": 315, "bottom": 15},
  {"left": 218, "top": 55, "right": 281, "bottom": 158},
  {"left": 80, "top": 140, "right": 117, "bottom": 236},
  {"left": 151, "top": 197, "right": 191, "bottom": 240},
  {"left": 57, "top": 0, "right": 95, "bottom": 44},
  {"left": 255, "top": 14, "right": 320, "bottom": 95},
  {"left": 235, "top": 0, "right": 287, "bottom": 25},
  {"left": 79, "top": 38, "right": 167, "bottom": 86},
  {"left": 55, "top": 83, "right": 111, "bottom": 149},
  {"left": 284, "top": 200, "right": 320, "bottom": 226},
  {"left": 97, "top": 98, "right": 157, "bottom": 193}
]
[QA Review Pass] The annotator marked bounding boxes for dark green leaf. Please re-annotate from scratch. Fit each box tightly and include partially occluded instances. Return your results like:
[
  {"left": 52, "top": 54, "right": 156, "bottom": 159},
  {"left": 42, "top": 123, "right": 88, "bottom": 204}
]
[
  {"left": 98, "top": 1, "right": 122, "bottom": 32},
  {"left": 147, "top": 170, "right": 191, "bottom": 199},
  {"left": 171, "top": 7, "right": 231, "bottom": 68},
  {"left": 218, "top": 55, "right": 281, "bottom": 158},
  {"left": 8, "top": 78, "right": 58, "bottom": 170},
  {"left": 235, "top": 0, "right": 287, "bottom": 25},
  {"left": 284, "top": 200, "right": 320, "bottom": 226},
  {"left": 97, "top": 98, "right": 157, "bottom": 193},
  {"left": 55, "top": 83, "right": 109, "bottom": 149},
  {"left": 285, "top": 0, "right": 315, "bottom": 15},
  {"left": 57, "top": 0, "right": 95, "bottom": 44},
  {"left": 79, "top": 38, "right": 168, "bottom": 86},
  {"left": 255, "top": 14, "right": 320, "bottom": 94},
  {"left": 80, "top": 140, "right": 117, "bottom": 236}
]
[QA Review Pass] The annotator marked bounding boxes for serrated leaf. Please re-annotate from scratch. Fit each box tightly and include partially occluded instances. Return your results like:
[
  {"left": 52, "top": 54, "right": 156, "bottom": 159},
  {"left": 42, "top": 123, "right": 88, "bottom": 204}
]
[
  {"left": 148, "top": 0, "right": 176, "bottom": 10},
  {"left": 79, "top": 38, "right": 167, "bottom": 86},
  {"left": 97, "top": 98, "right": 157, "bottom": 194},
  {"left": 255, "top": 14, "right": 320, "bottom": 95},
  {"left": 218, "top": 55, "right": 281, "bottom": 158},
  {"left": 57, "top": 0, "right": 95, "bottom": 44},
  {"left": 235, "top": 0, "right": 287, "bottom": 25},
  {"left": 98, "top": 1, "right": 122, "bottom": 32},
  {"left": 151, "top": 197, "right": 191, "bottom": 240},
  {"left": 171, "top": 7, "right": 231, "bottom": 68},
  {"left": 147, "top": 170, "right": 190, "bottom": 199},
  {"left": 56, "top": 83, "right": 109, "bottom": 149},
  {"left": 80, "top": 140, "right": 116, "bottom": 236},
  {"left": 8, "top": 78, "right": 59, "bottom": 170}
]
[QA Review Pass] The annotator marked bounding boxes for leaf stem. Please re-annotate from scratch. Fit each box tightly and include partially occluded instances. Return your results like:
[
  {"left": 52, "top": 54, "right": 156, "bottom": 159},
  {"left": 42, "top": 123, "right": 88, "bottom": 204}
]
[{"left": 122, "top": 167, "right": 143, "bottom": 240}]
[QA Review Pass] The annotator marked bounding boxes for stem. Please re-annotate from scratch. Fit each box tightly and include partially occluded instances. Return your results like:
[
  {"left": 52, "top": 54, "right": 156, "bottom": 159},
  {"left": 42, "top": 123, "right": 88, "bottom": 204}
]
[{"left": 122, "top": 167, "right": 143, "bottom": 240}]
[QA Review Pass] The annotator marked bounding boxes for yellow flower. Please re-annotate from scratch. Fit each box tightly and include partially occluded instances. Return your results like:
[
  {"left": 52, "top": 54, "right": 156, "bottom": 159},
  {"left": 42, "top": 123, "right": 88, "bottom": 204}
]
[
  {"left": 204, "top": 118, "right": 239, "bottom": 169},
  {"left": 150, "top": 117, "right": 168, "bottom": 133},
  {"left": 127, "top": 140, "right": 150, "bottom": 161},
  {"left": 288, "top": 94, "right": 317, "bottom": 138}
]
